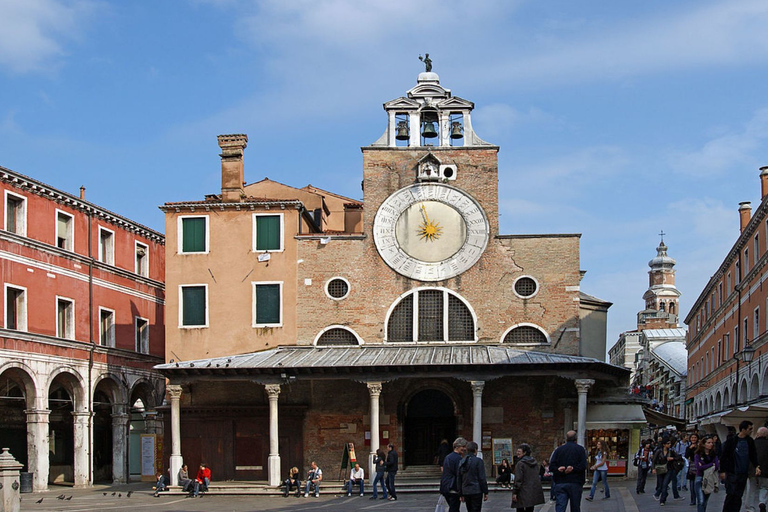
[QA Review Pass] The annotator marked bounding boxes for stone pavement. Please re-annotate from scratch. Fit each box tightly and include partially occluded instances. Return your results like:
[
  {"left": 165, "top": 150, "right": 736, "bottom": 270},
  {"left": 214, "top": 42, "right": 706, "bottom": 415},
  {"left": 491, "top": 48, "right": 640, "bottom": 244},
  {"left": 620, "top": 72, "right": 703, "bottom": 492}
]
[{"left": 18, "top": 477, "right": 723, "bottom": 512}]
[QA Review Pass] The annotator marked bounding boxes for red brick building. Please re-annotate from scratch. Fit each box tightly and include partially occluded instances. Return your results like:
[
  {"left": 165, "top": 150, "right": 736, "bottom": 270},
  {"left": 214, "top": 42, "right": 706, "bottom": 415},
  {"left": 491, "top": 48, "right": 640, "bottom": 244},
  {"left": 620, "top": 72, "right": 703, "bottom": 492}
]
[
  {"left": 0, "top": 166, "right": 165, "bottom": 489},
  {"left": 157, "top": 70, "right": 639, "bottom": 487}
]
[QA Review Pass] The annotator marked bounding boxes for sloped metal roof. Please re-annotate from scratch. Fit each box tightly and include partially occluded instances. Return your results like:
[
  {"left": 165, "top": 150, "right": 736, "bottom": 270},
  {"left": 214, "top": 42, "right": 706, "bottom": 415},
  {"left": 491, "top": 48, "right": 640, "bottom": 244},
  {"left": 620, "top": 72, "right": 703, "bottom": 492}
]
[
  {"left": 651, "top": 341, "right": 688, "bottom": 376},
  {"left": 643, "top": 328, "right": 687, "bottom": 340}
]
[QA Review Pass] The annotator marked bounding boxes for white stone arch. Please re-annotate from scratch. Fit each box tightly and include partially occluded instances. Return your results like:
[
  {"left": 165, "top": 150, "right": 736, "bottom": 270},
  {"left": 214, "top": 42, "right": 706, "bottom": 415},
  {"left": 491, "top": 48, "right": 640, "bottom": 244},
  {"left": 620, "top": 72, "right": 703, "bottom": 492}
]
[
  {"left": 709, "top": 395, "right": 714, "bottom": 414},
  {"left": 500, "top": 322, "right": 552, "bottom": 345},
  {"left": 45, "top": 366, "right": 88, "bottom": 411},
  {"left": 732, "top": 383, "right": 738, "bottom": 405},
  {"left": 384, "top": 286, "right": 478, "bottom": 342},
  {"left": 715, "top": 391, "right": 722, "bottom": 411},
  {"left": 762, "top": 366, "right": 768, "bottom": 395},
  {"left": 739, "top": 378, "right": 749, "bottom": 404},
  {"left": 93, "top": 372, "right": 129, "bottom": 410},
  {"left": 723, "top": 387, "right": 731, "bottom": 408},
  {"left": 750, "top": 374, "right": 760, "bottom": 401},
  {"left": 128, "top": 377, "right": 163, "bottom": 411},
  {"left": 313, "top": 325, "right": 364, "bottom": 346},
  {"left": 0, "top": 360, "right": 41, "bottom": 409}
]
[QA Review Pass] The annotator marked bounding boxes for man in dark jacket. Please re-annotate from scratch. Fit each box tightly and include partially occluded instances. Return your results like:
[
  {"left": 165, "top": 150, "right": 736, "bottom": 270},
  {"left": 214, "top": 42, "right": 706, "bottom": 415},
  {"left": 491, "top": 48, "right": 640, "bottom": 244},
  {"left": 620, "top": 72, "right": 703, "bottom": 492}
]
[
  {"left": 549, "top": 430, "right": 587, "bottom": 512},
  {"left": 751, "top": 427, "right": 768, "bottom": 512},
  {"left": 441, "top": 437, "right": 468, "bottom": 512},
  {"left": 720, "top": 420, "right": 761, "bottom": 512},
  {"left": 459, "top": 441, "right": 488, "bottom": 512},
  {"left": 385, "top": 443, "right": 398, "bottom": 501}
]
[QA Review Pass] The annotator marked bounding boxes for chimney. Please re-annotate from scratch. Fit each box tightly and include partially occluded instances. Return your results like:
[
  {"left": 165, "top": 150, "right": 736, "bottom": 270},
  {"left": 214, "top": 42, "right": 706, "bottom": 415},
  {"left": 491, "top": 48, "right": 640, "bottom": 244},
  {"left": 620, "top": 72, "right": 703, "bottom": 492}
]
[
  {"left": 761, "top": 166, "right": 768, "bottom": 200},
  {"left": 739, "top": 201, "right": 752, "bottom": 233},
  {"left": 79, "top": 186, "right": 85, "bottom": 200},
  {"left": 217, "top": 134, "right": 248, "bottom": 203}
]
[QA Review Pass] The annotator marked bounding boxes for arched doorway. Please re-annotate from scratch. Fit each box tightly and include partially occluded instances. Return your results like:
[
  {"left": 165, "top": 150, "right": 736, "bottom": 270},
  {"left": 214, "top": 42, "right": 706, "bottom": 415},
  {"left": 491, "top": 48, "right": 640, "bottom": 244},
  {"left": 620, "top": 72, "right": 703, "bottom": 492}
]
[{"left": 404, "top": 389, "right": 456, "bottom": 466}]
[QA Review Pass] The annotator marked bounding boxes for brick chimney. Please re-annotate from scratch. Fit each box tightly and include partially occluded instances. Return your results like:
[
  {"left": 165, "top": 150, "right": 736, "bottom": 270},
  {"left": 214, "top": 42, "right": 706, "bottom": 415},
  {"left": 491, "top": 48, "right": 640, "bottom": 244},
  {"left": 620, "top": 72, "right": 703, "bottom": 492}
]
[
  {"left": 739, "top": 201, "right": 752, "bottom": 233},
  {"left": 761, "top": 166, "right": 768, "bottom": 200},
  {"left": 218, "top": 134, "right": 248, "bottom": 203}
]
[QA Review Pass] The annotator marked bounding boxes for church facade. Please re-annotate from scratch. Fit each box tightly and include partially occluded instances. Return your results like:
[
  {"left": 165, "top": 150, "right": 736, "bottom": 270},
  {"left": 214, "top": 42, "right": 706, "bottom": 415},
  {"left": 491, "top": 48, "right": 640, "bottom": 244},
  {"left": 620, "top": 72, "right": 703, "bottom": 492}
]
[{"left": 157, "top": 70, "right": 637, "bottom": 485}]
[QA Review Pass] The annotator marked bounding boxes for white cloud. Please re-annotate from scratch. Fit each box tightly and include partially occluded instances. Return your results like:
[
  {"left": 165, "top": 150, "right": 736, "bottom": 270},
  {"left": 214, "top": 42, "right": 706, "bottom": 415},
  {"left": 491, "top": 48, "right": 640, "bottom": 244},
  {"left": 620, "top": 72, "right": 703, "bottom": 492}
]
[{"left": 0, "top": 0, "right": 97, "bottom": 75}]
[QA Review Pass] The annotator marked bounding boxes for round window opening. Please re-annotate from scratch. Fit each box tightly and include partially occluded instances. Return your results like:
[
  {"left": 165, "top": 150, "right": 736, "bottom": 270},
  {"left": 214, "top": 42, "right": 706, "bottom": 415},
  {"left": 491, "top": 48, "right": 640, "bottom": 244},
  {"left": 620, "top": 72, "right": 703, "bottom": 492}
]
[
  {"left": 514, "top": 277, "right": 538, "bottom": 298},
  {"left": 327, "top": 278, "right": 350, "bottom": 300}
]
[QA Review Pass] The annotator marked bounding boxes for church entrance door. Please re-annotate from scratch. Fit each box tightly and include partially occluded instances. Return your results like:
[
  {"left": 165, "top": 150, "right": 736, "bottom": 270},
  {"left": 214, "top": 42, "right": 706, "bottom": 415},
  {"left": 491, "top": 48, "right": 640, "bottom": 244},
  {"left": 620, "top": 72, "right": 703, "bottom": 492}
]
[{"left": 404, "top": 389, "right": 456, "bottom": 466}]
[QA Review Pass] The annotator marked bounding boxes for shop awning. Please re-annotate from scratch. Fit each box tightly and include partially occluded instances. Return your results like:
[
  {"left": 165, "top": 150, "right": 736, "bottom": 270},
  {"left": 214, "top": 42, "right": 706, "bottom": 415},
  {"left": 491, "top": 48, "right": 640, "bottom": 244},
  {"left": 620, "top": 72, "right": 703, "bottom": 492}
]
[
  {"left": 585, "top": 403, "right": 647, "bottom": 430},
  {"left": 643, "top": 407, "right": 686, "bottom": 429},
  {"left": 698, "top": 405, "right": 768, "bottom": 427}
]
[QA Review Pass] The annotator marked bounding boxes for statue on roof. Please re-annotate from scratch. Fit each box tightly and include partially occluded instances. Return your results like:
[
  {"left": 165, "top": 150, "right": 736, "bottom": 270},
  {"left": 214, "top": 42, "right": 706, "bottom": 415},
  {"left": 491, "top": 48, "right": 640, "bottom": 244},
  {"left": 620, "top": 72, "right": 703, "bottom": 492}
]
[{"left": 419, "top": 53, "right": 432, "bottom": 72}]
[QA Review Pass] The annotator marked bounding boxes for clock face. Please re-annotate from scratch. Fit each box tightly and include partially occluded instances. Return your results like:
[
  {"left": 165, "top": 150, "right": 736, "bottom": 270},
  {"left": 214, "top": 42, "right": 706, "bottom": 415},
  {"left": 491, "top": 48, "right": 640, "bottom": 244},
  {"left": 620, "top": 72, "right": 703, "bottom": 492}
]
[{"left": 374, "top": 183, "right": 490, "bottom": 281}]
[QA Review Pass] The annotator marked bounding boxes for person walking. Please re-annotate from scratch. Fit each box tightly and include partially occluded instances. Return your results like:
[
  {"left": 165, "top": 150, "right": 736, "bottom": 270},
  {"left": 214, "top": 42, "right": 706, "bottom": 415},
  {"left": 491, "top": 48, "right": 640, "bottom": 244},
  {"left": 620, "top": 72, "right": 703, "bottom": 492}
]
[
  {"left": 385, "top": 443, "right": 398, "bottom": 501},
  {"left": 636, "top": 439, "right": 653, "bottom": 494},
  {"left": 720, "top": 420, "right": 761, "bottom": 512},
  {"left": 586, "top": 439, "right": 610, "bottom": 501},
  {"left": 460, "top": 441, "right": 489, "bottom": 512},
  {"left": 370, "top": 449, "right": 387, "bottom": 500},
  {"left": 676, "top": 434, "right": 691, "bottom": 492},
  {"left": 511, "top": 443, "right": 545, "bottom": 512},
  {"left": 694, "top": 435, "right": 719, "bottom": 512},
  {"left": 440, "top": 437, "right": 468, "bottom": 512},
  {"left": 549, "top": 430, "right": 588, "bottom": 512},
  {"left": 653, "top": 438, "right": 684, "bottom": 505},
  {"left": 752, "top": 427, "right": 768, "bottom": 512},
  {"left": 686, "top": 433, "right": 701, "bottom": 505}
]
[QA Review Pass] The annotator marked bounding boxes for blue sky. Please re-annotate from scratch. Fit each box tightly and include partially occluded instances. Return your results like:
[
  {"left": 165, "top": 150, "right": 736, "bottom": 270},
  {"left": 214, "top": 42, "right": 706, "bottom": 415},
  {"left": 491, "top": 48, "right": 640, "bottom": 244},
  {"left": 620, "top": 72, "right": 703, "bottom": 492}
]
[{"left": 2, "top": 0, "right": 768, "bottom": 355}]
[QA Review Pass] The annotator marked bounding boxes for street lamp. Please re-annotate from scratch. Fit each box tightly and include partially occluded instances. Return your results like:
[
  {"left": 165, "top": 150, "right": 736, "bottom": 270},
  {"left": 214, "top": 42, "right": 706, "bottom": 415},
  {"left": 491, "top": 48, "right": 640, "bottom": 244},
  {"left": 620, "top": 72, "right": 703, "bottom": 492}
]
[{"left": 735, "top": 344, "right": 756, "bottom": 405}]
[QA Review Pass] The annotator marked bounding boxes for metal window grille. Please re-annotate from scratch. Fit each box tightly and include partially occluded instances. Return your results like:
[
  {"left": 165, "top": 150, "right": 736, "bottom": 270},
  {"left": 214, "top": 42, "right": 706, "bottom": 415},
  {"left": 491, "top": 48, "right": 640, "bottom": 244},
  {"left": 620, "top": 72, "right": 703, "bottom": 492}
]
[
  {"left": 388, "top": 295, "right": 413, "bottom": 342},
  {"left": 514, "top": 277, "right": 537, "bottom": 298},
  {"left": 448, "top": 294, "right": 474, "bottom": 341},
  {"left": 327, "top": 279, "right": 349, "bottom": 299},
  {"left": 504, "top": 326, "right": 547, "bottom": 344},
  {"left": 316, "top": 328, "right": 358, "bottom": 346},
  {"left": 418, "top": 289, "right": 443, "bottom": 341}
]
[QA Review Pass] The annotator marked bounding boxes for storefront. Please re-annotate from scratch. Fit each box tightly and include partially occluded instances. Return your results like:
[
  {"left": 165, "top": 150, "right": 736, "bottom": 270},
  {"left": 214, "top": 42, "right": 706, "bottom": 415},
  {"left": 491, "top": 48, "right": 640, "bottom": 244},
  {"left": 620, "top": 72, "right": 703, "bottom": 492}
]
[{"left": 585, "top": 403, "right": 646, "bottom": 477}]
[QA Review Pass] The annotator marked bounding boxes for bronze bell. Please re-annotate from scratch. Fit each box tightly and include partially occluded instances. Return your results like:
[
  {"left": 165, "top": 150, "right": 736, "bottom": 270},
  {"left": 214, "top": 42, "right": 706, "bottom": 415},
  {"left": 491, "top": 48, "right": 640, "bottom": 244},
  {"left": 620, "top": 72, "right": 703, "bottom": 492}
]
[
  {"left": 450, "top": 121, "right": 463, "bottom": 139},
  {"left": 421, "top": 121, "right": 438, "bottom": 138},
  {"left": 395, "top": 121, "right": 410, "bottom": 141}
]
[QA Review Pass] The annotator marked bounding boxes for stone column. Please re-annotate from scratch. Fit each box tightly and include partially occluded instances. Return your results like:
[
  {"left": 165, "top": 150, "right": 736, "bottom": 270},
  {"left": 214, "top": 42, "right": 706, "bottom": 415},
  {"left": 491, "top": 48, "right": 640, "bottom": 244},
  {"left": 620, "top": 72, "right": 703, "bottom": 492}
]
[
  {"left": 470, "top": 381, "right": 484, "bottom": 458},
  {"left": 0, "top": 447, "right": 23, "bottom": 512},
  {"left": 168, "top": 385, "right": 183, "bottom": 486},
  {"left": 111, "top": 407, "right": 130, "bottom": 484},
  {"left": 574, "top": 379, "right": 594, "bottom": 447},
  {"left": 265, "top": 384, "right": 281, "bottom": 487},
  {"left": 367, "top": 382, "right": 382, "bottom": 481},
  {"left": 72, "top": 411, "right": 92, "bottom": 487},
  {"left": 142, "top": 411, "right": 159, "bottom": 435},
  {"left": 25, "top": 409, "right": 50, "bottom": 492}
]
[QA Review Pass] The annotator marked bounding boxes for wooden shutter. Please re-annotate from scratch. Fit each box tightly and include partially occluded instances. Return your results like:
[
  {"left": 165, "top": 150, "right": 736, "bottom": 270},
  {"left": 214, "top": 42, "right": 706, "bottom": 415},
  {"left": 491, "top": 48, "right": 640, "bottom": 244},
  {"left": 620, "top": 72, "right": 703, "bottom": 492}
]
[
  {"left": 255, "top": 284, "right": 280, "bottom": 324},
  {"left": 182, "top": 218, "right": 206, "bottom": 252},
  {"left": 256, "top": 216, "right": 280, "bottom": 251}
]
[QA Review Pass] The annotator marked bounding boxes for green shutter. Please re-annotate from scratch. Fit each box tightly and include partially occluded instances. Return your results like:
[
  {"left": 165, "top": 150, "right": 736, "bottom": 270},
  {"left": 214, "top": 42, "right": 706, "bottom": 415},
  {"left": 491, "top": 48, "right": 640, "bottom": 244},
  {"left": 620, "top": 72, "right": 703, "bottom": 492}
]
[
  {"left": 256, "top": 216, "right": 280, "bottom": 251},
  {"left": 182, "top": 217, "right": 206, "bottom": 252},
  {"left": 255, "top": 284, "right": 280, "bottom": 324},
  {"left": 182, "top": 286, "right": 206, "bottom": 326}
]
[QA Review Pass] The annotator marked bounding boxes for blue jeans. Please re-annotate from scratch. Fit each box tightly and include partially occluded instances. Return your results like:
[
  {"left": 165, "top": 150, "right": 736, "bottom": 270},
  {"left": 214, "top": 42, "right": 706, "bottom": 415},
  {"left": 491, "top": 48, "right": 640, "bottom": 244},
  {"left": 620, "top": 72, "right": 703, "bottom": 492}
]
[
  {"left": 347, "top": 478, "right": 364, "bottom": 495},
  {"left": 371, "top": 472, "right": 387, "bottom": 498},
  {"left": 695, "top": 476, "right": 712, "bottom": 512},
  {"left": 589, "top": 469, "right": 610, "bottom": 498},
  {"left": 660, "top": 469, "right": 680, "bottom": 503},
  {"left": 305, "top": 479, "right": 320, "bottom": 496},
  {"left": 193, "top": 477, "right": 209, "bottom": 496},
  {"left": 386, "top": 472, "right": 397, "bottom": 499},
  {"left": 554, "top": 482, "right": 583, "bottom": 512}
]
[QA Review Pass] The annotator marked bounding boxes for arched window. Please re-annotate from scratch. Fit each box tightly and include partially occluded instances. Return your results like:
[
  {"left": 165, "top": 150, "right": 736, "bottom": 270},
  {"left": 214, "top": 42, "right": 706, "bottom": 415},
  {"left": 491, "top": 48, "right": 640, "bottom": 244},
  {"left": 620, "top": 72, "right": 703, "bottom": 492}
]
[
  {"left": 315, "top": 326, "right": 360, "bottom": 346},
  {"left": 386, "top": 288, "right": 476, "bottom": 342},
  {"left": 669, "top": 302, "right": 676, "bottom": 314},
  {"left": 502, "top": 324, "right": 550, "bottom": 345}
]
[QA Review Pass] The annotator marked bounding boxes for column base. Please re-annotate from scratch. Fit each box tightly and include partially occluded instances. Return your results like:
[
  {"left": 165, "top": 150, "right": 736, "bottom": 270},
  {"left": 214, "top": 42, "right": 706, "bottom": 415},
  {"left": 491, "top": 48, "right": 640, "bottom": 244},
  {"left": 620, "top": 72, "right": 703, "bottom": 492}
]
[
  {"left": 170, "top": 455, "right": 184, "bottom": 487},
  {"left": 268, "top": 455, "right": 281, "bottom": 487}
]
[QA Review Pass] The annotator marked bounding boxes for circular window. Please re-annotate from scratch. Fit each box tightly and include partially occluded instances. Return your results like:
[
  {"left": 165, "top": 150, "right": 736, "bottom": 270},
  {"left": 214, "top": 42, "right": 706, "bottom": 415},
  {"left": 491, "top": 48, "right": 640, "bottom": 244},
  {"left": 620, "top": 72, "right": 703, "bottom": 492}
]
[
  {"left": 325, "top": 277, "right": 350, "bottom": 300},
  {"left": 514, "top": 276, "right": 538, "bottom": 298}
]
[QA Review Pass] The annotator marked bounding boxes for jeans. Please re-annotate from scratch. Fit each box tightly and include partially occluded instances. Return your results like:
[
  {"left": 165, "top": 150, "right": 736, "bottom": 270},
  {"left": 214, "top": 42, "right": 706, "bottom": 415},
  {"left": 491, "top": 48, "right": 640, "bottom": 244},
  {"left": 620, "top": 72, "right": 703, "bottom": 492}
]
[
  {"left": 723, "top": 473, "right": 749, "bottom": 512},
  {"left": 554, "top": 482, "right": 583, "bottom": 512},
  {"left": 386, "top": 471, "right": 397, "bottom": 499},
  {"left": 589, "top": 469, "right": 610, "bottom": 498},
  {"left": 371, "top": 472, "right": 387, "bottom": 498},
  {"left": 305, "top": 479, "right": 320, "bottom": 496},
  {"left": 283, "top": 478, "right": 300, "bottom": 496},
  {"left": 193, "top": 477, "right": 209, "bottom": 496},
  {"left": 636, "top": 466, "right": 649, "bottom": 493},
  {"left": 464, "top": 493, "right": 483, "bottom": 512},
  {"left": 695, "top": 476, "right": 712, "bottom": 512},
  {"left": 347, "top": 478, "right": 364, "bottom": 495},
  {"left": 660, "top": 468, "right": 680, "bottom": 502}
]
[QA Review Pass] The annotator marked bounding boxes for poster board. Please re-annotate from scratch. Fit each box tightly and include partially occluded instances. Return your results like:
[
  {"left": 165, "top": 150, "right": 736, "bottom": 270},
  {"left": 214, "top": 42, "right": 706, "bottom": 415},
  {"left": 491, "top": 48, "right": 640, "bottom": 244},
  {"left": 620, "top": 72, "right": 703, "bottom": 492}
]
[
  {"left": 492, "top": 438, "right": 513, "bottom": 466},
  {"left": 140, "top": 434, "right": 156, "bottom": 482}
]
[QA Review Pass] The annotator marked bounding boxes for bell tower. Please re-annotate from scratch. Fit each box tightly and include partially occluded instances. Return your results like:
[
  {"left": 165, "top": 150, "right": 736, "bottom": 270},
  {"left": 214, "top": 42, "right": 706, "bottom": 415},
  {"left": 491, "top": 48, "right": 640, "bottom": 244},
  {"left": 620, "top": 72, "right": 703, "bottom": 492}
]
[{"left": 638, "top": 235, "right": 681, "bottom": 330}]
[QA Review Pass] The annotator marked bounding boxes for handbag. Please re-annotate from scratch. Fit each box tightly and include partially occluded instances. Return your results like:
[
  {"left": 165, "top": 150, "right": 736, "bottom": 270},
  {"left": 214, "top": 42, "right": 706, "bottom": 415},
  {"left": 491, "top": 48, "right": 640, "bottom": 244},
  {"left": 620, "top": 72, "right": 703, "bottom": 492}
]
[
  {"left": 654, "top": 464, "right": 668, "bottom": 475},
  {"left": 702, "top": 466, "right": 717, "bottom": 495},
  {"left": 435, "top": 494, "right": 448, "bottom": 512},
  {"left": 672, "top": 457, "right": 685, "bottom": 472}
]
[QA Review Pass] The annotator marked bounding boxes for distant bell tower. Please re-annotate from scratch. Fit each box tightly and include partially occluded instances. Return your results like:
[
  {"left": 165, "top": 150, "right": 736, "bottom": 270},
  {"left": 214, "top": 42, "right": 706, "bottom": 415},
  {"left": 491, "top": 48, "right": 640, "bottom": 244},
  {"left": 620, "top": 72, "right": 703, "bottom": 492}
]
[{"left": 638, "top": 235, "right": 681, "bottom": 330}]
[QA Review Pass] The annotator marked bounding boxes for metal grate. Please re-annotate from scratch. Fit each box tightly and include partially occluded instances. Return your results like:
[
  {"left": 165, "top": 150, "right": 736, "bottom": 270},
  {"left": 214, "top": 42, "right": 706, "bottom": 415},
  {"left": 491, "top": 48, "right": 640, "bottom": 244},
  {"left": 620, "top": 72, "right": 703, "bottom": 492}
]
[
  {"left": 514, "top": 277, "right": 537, "bottom": 298},
  {"left": 418, "top": 289, "right": 444, "bottom": 341},
  {"left": 448, "top": 294, "right": 474, "bottom": 341},
  {"left": 327, "top": 278, "right": 349, "bottom": 299},
  {"left": 316, "top": 328, "right": 358, "bottom": 346},
  {"left": 388, "top": 295, "right": 414, "bottom": 342},
  {"left": 503, "top": 325, "right": 547, "bottom": 344}
]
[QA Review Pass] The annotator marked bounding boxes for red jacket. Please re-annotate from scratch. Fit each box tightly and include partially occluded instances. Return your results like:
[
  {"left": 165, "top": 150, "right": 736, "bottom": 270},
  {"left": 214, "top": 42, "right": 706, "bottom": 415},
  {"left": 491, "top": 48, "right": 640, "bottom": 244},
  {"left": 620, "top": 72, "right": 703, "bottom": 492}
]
[{"left": 196, "top": 467, "right": 211, "bottom": 483}]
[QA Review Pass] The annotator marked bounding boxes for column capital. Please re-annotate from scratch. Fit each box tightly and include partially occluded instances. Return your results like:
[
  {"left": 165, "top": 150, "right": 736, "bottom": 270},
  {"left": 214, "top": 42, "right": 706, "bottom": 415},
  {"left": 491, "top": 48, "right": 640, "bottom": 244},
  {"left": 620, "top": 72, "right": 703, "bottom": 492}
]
[
  {"left": 71, "top": 411, "right": 92, "bottom": 421},
  {"left": 470, "top": 381, "right": 485, "bottom": 395},
  {"left": 265, "top": 384, "right": 281, "bottom": 399},
  {"left": 25, "top": 409, "right": 51, "bottom": 422},
  {"left": 574, "top": 379, "right": 595, "bottom": 393},
  {"left": 367, "top": 382, "right": 383, "bottom": 396},
  {"left": 167, "top": 384, "right": 183, "bottom": 401}
]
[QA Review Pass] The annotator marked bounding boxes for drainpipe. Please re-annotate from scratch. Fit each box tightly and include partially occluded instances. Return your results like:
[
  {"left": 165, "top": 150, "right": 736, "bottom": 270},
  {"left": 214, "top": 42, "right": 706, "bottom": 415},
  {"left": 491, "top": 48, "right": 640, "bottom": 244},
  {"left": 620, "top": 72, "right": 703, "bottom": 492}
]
[{"left": 87, "top": 208, "right": 94, "bottom": 482}]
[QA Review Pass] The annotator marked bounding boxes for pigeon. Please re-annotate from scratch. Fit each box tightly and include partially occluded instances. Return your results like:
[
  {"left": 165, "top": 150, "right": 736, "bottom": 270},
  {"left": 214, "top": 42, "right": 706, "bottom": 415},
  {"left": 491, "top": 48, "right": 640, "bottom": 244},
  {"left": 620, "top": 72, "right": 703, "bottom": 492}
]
[
  {"left": 118, "top": 493, "right": 122, "bottom": 497},
  {"left": 103, "top": 492, "right": 107, "bottom": 496},
  {"left": 111, "top": 492, "right": 116, "bottom": 496},
  {"left": 66, "top": 496, "right": 72, "bottom": 500},
  {"left": 36, "top": 498, "right": 43, "bottom": 503},
  {"left": 127, "top": 491, "right": 133, "bottom": 497},
  {"left": 57, "top": 494, "right": 65, "bottom": 500}
]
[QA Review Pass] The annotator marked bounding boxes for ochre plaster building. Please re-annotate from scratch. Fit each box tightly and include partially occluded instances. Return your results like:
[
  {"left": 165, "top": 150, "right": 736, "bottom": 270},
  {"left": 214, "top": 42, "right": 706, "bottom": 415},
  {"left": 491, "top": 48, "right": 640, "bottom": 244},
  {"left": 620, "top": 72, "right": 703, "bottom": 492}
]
[{"left": 157, "top": 71, "right": 639, "bottom": 486}]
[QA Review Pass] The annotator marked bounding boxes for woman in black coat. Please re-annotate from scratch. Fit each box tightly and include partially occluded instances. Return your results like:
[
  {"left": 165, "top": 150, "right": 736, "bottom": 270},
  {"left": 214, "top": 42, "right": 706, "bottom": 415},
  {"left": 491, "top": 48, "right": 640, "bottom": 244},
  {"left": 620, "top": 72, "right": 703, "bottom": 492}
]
[
  {"left": 496, "top": 459, "right": 512, "bottom": 488},
  {"left": 511, "top": 444, "right": 545, "bottom": 512}
]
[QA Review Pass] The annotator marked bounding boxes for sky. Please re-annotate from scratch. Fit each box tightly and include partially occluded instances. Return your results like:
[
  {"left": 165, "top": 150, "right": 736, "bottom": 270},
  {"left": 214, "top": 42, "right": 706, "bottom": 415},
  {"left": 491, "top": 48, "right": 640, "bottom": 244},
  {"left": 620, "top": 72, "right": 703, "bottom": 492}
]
[{"left": 2, "top": 0, "right": 768, "bottom": 357}]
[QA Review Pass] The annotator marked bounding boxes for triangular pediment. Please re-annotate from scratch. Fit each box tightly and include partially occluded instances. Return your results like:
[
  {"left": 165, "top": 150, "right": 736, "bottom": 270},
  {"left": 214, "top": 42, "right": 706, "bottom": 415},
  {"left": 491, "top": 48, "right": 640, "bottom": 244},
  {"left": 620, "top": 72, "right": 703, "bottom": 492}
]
[
  {"left": 437, "top": 96, "right": 474, "bottom": 110},
  {"left": 383, "top": 97, "right": 420, "bottom": 110},
  {"left": 407, "top": 83, "right": 451, "bottom": 99},
  {"left": 417, "top": 153, "right": 441, "bottom": 165}
]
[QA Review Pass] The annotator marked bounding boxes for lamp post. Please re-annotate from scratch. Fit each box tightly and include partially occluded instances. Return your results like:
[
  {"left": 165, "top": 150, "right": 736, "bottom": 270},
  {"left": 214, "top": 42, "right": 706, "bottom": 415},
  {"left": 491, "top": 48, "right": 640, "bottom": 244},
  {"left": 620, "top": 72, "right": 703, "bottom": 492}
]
[{"left": 735, "top": 344, "right": 756, "bottom": 406}]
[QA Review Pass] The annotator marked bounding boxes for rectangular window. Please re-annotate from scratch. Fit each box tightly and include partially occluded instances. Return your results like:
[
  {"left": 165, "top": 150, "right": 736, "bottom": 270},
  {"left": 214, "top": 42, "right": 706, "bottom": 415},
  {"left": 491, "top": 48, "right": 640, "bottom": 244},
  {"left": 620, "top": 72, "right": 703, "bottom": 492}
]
[
  {"left": 56, "top": 210, "right": 74, "bottom": 251},
  {"left": 719, "top": 282, "right": 723, "bottom": 307},
  {"left": 718, "top": 339, "right": 722, "bottom": 365},
  {"left": 755, "top": 307, "right": 761, "bottom": 340},
  {"left": 4, "top": 284, "right": 26, "bottom": 331},
  {"left": 99, "top": 308, "right": 115, "bottom": 347},
  {"left": 180, "top": 285, "right": 207, "bottom": 327},
  {"left": 135, "top": 317, "right": 149, "bottom": 353},
  {"left": 4, "top": 192, "right": 26, "bottom": 235},
  {"left": 98, "top": 226, "right": 115, "bottom": 265},
  {"left": 252, "top": 282, "right": 282, "bottom": 327},
  {"left": 725, "top": 333, "right": 730, "bottom": 360},
  {"left": 56, "top": 296, "right": 75, "bottom": 339},
  {"left": 756, "top": 234, "right": 760, "bottom": 259},
  {"left": 745, "top": 249, "right": 750, "bottom": 272},
  {"left": 135, "top": 242, "right": 149, "bottom": 277},
  {"left": 728, "top": 273, "right": 732, "bottom": 294},
  {"left": 179, "top": 216, "right": 208, "bottom": 254},
  {"left": 253, "top": 213, "right": 283, "bottom": 252}
]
